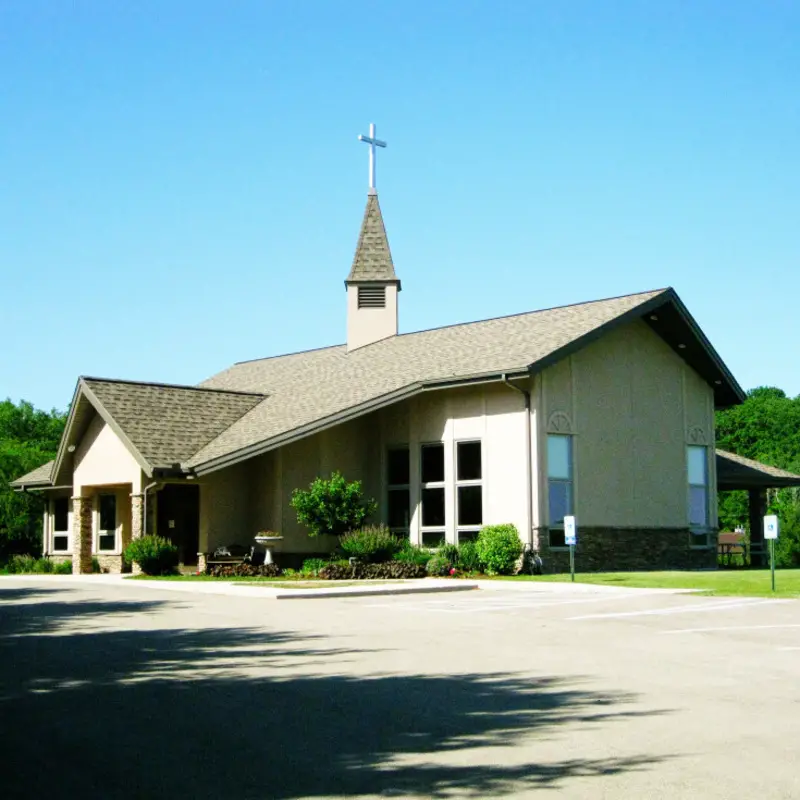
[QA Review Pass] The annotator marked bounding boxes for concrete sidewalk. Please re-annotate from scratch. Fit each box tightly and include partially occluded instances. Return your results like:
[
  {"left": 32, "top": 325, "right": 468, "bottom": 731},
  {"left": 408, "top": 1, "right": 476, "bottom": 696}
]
[{"left": 0, "top": 572, "right": 692, "bottom": 600}]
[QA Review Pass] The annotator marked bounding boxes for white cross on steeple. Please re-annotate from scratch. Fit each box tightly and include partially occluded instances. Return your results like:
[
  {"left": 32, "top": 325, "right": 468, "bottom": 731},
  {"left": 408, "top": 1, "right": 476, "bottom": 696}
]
[{"left": 358, "top": 123, "right": 387, "bottom": 191}]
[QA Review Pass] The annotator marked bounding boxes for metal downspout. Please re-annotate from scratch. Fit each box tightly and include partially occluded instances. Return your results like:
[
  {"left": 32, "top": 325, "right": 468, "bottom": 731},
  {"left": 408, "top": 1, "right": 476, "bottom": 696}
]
[{"left": 502, "top": 374, "right": 534, "bottom": 550}]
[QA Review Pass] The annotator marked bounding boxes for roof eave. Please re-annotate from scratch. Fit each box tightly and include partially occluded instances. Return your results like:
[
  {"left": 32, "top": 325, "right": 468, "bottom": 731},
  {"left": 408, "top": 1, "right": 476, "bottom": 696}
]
[
  {"left": 189, "top": 369, "right": 533, "bottom": 476},
  {"left": 665, "top": 291, "right": 746, "bottom": 407}
]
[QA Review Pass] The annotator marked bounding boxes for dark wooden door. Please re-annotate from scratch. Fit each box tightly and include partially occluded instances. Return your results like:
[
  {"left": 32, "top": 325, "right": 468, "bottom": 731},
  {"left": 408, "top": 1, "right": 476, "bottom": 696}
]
[{"left": 156, "top": 484, "right": 200, "bottom": 566}]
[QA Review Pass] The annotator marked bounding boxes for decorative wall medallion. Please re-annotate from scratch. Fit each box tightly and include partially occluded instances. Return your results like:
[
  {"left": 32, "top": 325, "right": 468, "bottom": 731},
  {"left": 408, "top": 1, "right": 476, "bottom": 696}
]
[
  {"left": 547, "top": 411, "right": 573, "bottom": 434},
  {"left": 688, "top": 426, "right": 706, "bottom": 444}
]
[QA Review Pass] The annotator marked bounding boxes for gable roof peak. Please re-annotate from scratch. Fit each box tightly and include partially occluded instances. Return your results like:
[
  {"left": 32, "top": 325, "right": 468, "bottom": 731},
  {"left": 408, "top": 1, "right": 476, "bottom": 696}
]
[{"left": 346, "top": 192, "right": 401, "bottom": 287}]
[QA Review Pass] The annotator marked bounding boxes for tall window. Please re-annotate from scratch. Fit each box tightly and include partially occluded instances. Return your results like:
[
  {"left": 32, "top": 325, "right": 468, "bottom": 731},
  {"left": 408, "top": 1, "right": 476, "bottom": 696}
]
[
  {"left": 456, "top": 441, "right": 482, "bottom": 543},
  {"left": 420, "top": 443, "right": 445, "bottom": 546},
  {"left": 387, "top": 447, "right": 410, "bottom": 537},
  {"left": 98, "top": 494, "right": 117, "bottom": 551},
  {"left": 548, "top": 435, "right": 573, "bottom": 548},
  {"left": 52, "top": 497, "right": 70, "bottom": 552},
  {"left": 687, "top": 445, "right": 709, "bottom": 545}
]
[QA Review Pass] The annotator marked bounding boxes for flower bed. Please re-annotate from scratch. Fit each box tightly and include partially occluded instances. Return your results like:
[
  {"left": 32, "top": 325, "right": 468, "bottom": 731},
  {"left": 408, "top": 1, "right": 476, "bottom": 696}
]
[{"left": 318, "top": 561, "right": 426, "bottom": 580}]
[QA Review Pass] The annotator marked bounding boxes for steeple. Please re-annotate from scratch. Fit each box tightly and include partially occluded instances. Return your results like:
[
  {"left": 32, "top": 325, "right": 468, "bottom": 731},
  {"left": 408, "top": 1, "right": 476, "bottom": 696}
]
[
  {"left": 346, "top": 124, "right": 401, "bottom": 352},
  {"left": 347, "top": 191, "right": 400, "bottom": 285}
]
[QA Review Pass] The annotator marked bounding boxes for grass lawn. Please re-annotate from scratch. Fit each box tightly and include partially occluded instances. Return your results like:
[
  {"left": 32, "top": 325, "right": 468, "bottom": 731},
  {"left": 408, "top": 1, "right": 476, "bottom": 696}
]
[{"left": 498, "top": 569, "right": 800, "bottom": 598}]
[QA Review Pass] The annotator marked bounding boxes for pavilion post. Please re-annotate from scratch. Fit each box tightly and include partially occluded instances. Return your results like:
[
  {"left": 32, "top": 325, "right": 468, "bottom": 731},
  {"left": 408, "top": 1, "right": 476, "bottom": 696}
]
[{"left": 748, "top": 488, "right": 766, "bottom": 567}]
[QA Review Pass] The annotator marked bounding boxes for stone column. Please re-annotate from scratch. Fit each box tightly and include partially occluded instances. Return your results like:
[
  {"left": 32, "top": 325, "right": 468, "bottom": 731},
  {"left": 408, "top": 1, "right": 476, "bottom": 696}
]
[
  {"left": 130, "top": 493, "right": 144, "bottom": 575},
  {"left": 72, "top": 496, "right": 93, "bottom": 575}
]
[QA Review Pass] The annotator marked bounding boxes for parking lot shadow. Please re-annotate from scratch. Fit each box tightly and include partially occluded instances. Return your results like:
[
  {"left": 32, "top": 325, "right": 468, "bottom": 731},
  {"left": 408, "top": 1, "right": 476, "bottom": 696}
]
[{"left": 1, "top": 587, "right": 670, "bottom": 798}]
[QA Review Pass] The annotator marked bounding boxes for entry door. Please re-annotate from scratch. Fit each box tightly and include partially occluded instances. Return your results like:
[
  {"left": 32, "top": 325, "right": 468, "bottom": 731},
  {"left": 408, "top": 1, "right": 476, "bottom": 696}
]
[{"left": 156, "top": 485, "right": 200, "bottom": 565}]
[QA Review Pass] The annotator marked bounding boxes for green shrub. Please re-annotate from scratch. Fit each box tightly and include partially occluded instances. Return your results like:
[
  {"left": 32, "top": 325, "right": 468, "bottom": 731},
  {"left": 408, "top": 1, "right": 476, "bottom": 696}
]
[
  {"left": 32, "top": 557, "right": 54, "bottom": 574},
  {"left": 6, "top": 554, "right": 39, "bottom": 574},
  {"left": 91, "top": 557, "right": 101, "bottom": 574},
  {"left": 4, "top": 555, "right": 72, "bottom": 575},
  {"left": 476, "top": 524, "right": 522, "bottom": 575},
  {"left": 124, "top": 535, "right": 179, "bottom": 576},
  {"left": 457, "top": 540, "right": 484, "bottom": 572},
  {"left": 300, "top": 558, "right": 328, "bottom": 577},
  {"left": 438, "top": 543, "right": 460, "bottom": 564},
  {"left": 426, "top": 554, "right": 453, "bottom": 577},
  {"left": 290, "top": 472, "right": 377, "bottom": 538},
  {"left": 319, "top": 561, "right": 425, "bottom": 580},
  {"left": 339, "top": 525, "right": 403, "bottom": 563},
  {"left": 393, "top": 541, "right": 434, "bottom": 566}
]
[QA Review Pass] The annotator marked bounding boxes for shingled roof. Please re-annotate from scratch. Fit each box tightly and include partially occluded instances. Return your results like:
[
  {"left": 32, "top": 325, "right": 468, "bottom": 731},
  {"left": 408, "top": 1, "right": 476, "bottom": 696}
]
[
  {"left": 716, "top": 450, "right": 800, "bottom": 490},
  {"left": 346, "top": 192, "right": 399, "bottom": 284},
  {"left": 77, "top": 379, "right": 266, "bottom": 470},
  {"left": 187, "top": 287, "right": 744, "bottom": 474},
  {"left": 12, "top": 460, "right": 55, "bottom": 488},
  {"left": 14, "top": 287, "right": 745, "bottom": 486}
]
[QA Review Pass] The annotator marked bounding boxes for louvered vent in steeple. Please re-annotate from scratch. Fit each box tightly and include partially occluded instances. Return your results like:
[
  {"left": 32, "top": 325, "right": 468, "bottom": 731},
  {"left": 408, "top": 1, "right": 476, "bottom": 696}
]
[{"left": 358, "top": 286, "right": 386, "bottom": 309}]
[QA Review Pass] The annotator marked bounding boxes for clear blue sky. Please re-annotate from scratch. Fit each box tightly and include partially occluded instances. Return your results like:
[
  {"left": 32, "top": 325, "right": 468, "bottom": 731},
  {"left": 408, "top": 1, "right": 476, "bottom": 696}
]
[{"left": 2, "top": 1, "right": 798, "bottom": 411}]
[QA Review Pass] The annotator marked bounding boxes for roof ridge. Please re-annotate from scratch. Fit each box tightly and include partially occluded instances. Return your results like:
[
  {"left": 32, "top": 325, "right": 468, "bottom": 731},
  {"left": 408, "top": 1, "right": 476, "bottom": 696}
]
[
  {"left": 81, "top": 376, "right": 267, "bottom": 398},
  {"left": 232, "top": 343, "right": 345, "bottom": 368},
  {"left": 230, "top": 289, "right": 671, "bottom": 365},
  {"left": 346, "top": 287, "right": 671, "bottom": 353}
]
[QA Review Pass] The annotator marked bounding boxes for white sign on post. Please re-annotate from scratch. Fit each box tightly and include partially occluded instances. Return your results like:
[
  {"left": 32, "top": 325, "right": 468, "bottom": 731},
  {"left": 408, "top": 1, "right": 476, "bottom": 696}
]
[
  {"left": 564, "top": 515, "right": 577, "bottom": 546},
  {"left": 764, "top": 515, "right": 779, "bottom": 540}
]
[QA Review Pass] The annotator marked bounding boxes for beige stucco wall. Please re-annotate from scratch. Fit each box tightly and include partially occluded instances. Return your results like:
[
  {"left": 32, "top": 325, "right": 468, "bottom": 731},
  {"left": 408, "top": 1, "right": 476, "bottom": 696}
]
[
  {"left": 197, "top": 415, "right": 380, "bottom": 555},
  {"left": 198, "top": 460, "right": 252, "bottom": 554},
  {"left": 537, "top": 319, "right": 716, "bottom": 529},
  {"left": 346, "top": 283, "right": 399, "bottom": 351},
  {"left": 73, "top": 414, "right": 143, "bottom": 495}
]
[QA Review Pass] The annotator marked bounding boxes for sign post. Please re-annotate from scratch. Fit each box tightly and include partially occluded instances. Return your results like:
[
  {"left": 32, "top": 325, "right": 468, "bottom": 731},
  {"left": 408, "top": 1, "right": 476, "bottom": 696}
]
[
  {"left": 564, "top": 515, "right": 577, "bottom": 583},
  {"left": 764, "top": 514, "right": 779, "bottom": 593}
]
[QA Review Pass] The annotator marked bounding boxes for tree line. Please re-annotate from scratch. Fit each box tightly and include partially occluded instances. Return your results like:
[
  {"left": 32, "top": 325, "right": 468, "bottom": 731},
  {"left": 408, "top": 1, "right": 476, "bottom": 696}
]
[
  {"left": 0, "top": 400, "right": 66, "bottom": 562},
  {"left": 1, "top": 387, "right": 799, "bottom": 566}
]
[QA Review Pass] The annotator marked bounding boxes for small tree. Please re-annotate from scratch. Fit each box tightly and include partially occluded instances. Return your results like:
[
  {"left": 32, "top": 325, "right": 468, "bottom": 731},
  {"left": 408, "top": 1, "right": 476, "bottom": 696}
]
[
  {"left": 290, "top": 472, "right": 377, "bottom": 538},
  {"left": 476, "top": 524, "right": 522, "bottom": 575}
]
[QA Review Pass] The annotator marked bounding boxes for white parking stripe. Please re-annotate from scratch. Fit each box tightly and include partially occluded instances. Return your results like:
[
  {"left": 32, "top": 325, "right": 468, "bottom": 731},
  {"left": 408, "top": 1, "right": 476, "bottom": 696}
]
[
  {"left": 662, "top": 623, "right": 800, "bottom": 635},
  {"left": 568, "top": 598, "right": 782, "bottom": 621},
  {"left": 361, "top": 591, "right": 678, "bottom": 614}
]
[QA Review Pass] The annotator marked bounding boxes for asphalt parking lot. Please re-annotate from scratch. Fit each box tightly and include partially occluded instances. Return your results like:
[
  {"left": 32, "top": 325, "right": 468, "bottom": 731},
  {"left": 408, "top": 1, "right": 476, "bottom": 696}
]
[{"left": 2, "top": 576, "right": 799, "bottom": 799}]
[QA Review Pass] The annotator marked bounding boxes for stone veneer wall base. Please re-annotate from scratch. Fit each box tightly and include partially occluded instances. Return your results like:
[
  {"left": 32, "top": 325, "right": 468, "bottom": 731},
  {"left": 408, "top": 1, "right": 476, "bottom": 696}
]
[
  {"left": 535, "top": 527, "right": 718, "bottom": 573},
  {"left": 130, "top": 493, "right": 144, "bottom": 576},
  {"left": 72, "top": 497, "right": 93, "bottom": 575},
  {"left": 95, "top": 555, "right": 126, "bottom": 574}
]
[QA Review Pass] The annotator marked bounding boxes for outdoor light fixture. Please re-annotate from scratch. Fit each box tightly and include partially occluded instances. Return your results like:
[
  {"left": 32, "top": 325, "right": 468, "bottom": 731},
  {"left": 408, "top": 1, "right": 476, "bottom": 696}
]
[
  {"left": 650, "top": 314, "right": 658, "bottom": 321},
  {"left": 678, "top": 344, "right": 686, "bottom": 349},
  {"left": 67, "top": 445, "right": 76, "bottom": 453}
]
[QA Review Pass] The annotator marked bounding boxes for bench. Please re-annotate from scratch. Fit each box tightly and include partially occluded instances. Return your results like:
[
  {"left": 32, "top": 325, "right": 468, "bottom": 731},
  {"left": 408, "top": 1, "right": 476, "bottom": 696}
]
[{"left": 203, "top": 545, "right": 256, "bottom": 569}]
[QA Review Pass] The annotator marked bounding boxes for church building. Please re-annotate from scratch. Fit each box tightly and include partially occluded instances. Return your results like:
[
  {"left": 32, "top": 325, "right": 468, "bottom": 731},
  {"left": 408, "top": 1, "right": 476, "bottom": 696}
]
[{"left": 13, "top": 126, "right": 749, "bottom": 574}]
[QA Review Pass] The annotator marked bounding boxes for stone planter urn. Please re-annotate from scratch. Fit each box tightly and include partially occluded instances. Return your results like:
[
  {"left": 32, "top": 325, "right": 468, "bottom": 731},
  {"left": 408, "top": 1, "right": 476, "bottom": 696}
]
[{"left": 254, "top": 532, "right": 283, "bottom": 565}]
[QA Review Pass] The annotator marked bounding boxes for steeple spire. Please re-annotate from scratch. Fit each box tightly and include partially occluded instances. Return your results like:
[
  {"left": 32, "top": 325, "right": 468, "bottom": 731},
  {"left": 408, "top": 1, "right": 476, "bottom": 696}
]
[
  {"left": 345, "top": 123, "right": 401, "bottom": 352},
  {"left": 346, "top": 192, "right": 400, "bottom": 286}
]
